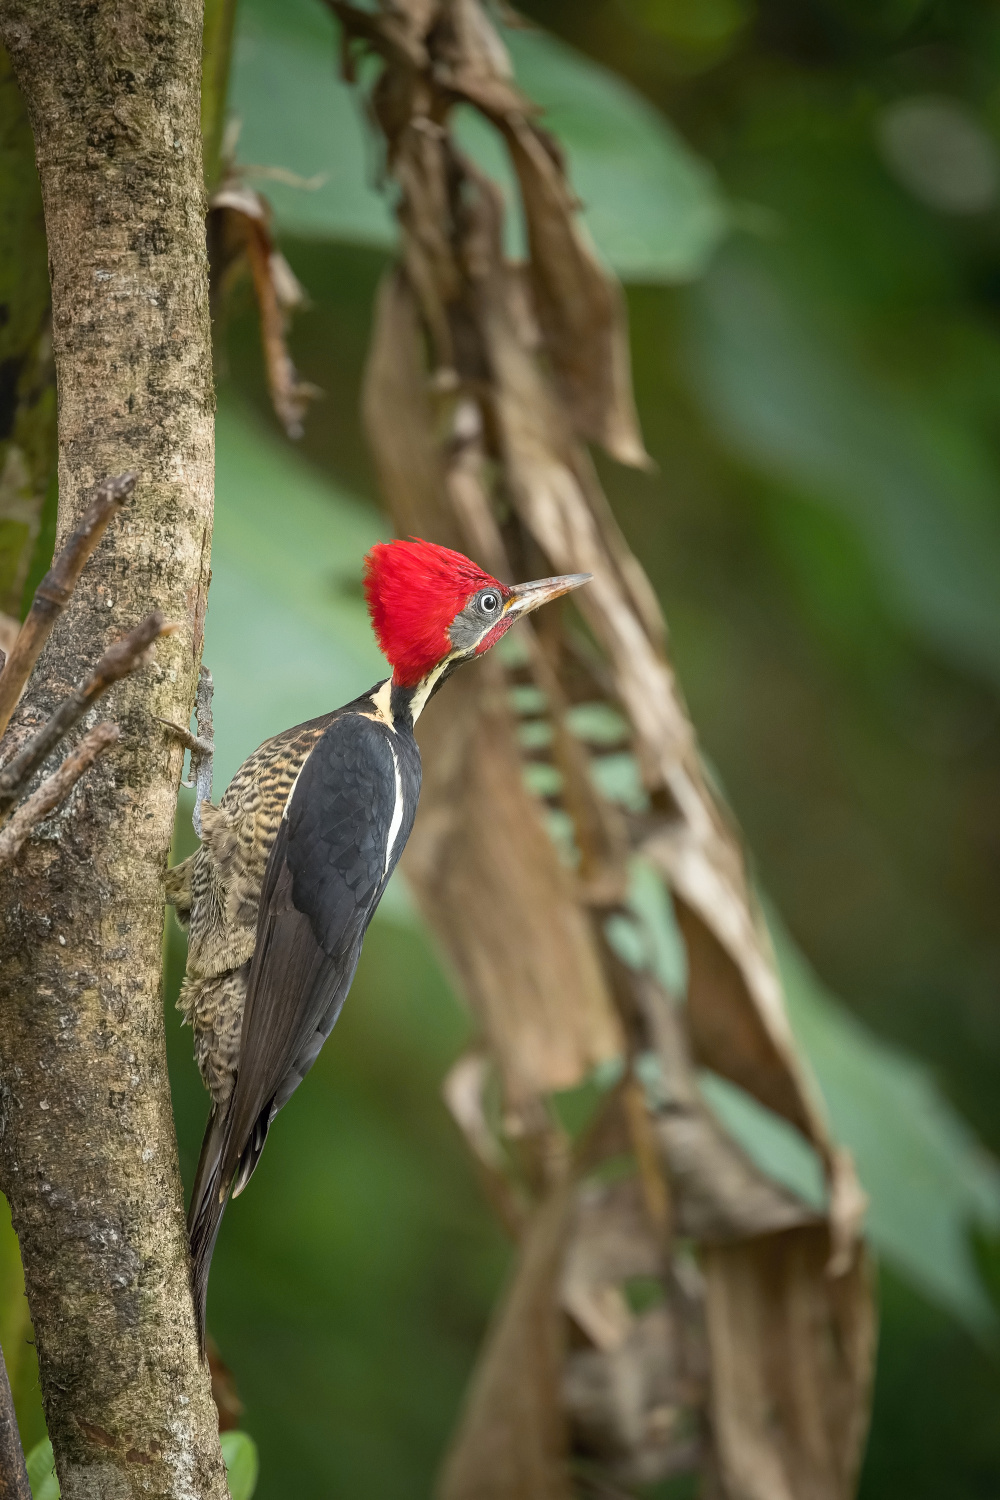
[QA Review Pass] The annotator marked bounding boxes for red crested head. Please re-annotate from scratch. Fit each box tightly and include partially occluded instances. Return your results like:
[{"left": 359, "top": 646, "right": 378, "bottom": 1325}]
[{"left": 363, "top": 538, "right": 509, "bottom": 687}]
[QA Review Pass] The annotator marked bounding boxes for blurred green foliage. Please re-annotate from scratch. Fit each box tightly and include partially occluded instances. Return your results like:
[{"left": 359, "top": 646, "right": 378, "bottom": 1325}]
[
  {"left": 220, "top": 1431, "right": 260, "bottom": 1500},
  {"left": 0, "top": 47, "right": 56, "bottom": 620},
  {"left": 25, "top": 1438, "right": 58, "bottom": 1500},
  {"left": 3, "top": 0, "right": 1000, "bottom": 1496}
]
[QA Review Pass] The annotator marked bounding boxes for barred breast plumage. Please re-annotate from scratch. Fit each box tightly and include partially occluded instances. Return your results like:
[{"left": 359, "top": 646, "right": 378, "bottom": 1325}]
[{"left": 165, "top": 712, "right": 335, "bottom": 1105}]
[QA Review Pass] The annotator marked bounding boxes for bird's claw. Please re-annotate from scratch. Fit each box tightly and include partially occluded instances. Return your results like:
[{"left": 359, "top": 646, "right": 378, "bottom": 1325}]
[
  {"left": 157, "top": 718, "right": 213, "bottom": 763},
  {"left": 159, "top": 665, "right": 215, "bottom": 838}
]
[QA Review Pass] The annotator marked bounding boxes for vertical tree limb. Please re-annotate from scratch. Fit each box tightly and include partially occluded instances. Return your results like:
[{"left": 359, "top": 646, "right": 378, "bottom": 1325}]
[
  {"left": 0, "top": 3, "right": 227, "bottom": 1498},
  {"left": 0, "top": 1346, "right": 30, "bottom": 1500}
]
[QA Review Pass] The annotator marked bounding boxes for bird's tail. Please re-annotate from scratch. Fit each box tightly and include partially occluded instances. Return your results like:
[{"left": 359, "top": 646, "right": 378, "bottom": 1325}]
[
  {"left": 187, "top": 1097, "right": 275, "bottom": 1353},
  {"left": 187, "top": 1103, "right": 232, "bottom": 1355}
]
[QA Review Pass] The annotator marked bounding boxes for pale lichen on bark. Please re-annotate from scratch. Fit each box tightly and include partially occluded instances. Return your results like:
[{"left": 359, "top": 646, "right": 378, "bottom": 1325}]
[{"left": 0, "top": 2, "right": 228, "bottom": 1497}]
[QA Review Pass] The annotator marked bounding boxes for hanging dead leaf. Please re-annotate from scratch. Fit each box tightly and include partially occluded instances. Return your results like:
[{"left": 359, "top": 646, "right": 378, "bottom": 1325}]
[
  {"left": 702, "top": 1228, "right": 875, "bottom": 1500},
  {"left": 208, "top": 178, "right": 318, "bottom": 438},
  {"left": 437, "top": 1185, "right": 577, "bottom": 1500}
]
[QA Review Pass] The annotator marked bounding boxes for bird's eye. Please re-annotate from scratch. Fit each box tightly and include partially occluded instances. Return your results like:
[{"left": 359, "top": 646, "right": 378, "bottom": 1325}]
[{"left": 479, "top": 591, "right": 500, "bottom": 614}]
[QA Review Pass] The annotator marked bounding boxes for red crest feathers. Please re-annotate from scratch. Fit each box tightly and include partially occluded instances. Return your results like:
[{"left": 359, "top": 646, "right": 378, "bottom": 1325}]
[{"left": 363, "top": 538, "right": 507, "bottom": 687}]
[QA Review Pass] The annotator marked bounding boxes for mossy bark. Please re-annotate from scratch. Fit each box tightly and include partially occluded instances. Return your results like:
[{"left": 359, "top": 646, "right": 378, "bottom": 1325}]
[{"left": 0, "top": 3, "right": 227, "bottom": 1498}]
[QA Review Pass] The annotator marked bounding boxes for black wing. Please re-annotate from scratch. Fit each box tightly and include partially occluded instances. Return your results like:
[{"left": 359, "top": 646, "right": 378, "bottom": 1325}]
[{"left": 188, "top": 710, "right": 419, "bottom": 1343}]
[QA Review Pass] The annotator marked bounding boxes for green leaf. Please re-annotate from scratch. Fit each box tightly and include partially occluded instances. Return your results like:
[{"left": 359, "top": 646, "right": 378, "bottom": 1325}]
[
  {"left": 26, "top": 1439, "right": 59, "bottom": 1500},
  {"left": 228, "top": 0, "right": 727, "bottom": 281},
  {"left": 772, "top": 914, "right": 1000, "bottom": 1336},
  {"left": 221, "top": 1431, "right": 260, "bottom": 1500},
  {"left": 228, "top": 0, "right": 395, "bottom": 251},
  {"left": 611, "top": 857, "right": 1000, "bottom": 1334},
  {"left": 697, "top": 1068, "right": 827, "bottom": 1210},
  {"left": 685, "top": 249, "right": 1000, "bottom": 688}
]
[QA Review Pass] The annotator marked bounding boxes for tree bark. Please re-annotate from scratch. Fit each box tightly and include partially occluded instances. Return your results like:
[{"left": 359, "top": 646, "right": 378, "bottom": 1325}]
[{"left": 0, "top": 4, "right": 227, "bottom": 1498}]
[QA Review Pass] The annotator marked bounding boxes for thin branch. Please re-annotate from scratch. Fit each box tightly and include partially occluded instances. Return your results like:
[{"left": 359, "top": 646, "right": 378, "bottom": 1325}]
[
  {"left": 0, "top": 611, "right": 171, "bottom": 821},
  {"left": 0, "top": 471, "right": 136, "bottom": 740},
  {"left": 0, "top": 723, "right": 120, "bottom": 865},
  {"left": 0, "top": 1345, "right": 31, "bottom": 1500}
]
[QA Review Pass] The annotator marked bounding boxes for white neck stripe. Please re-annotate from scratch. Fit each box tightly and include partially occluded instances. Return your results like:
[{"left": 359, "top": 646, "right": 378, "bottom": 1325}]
[
  {"left": 408, "top": 657, "right": 453, "bottom": 724},
  {"left": 369, "top": 677, "right": 395, "bottom": 728},
  {"left": 383, "top": 739, "right": 404, "bottom": 878}
]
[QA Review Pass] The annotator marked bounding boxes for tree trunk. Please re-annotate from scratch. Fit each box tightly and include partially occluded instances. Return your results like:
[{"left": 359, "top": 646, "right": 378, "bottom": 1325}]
[{"left": 0, "top": 4, "right": 227, "bottom": 1498}]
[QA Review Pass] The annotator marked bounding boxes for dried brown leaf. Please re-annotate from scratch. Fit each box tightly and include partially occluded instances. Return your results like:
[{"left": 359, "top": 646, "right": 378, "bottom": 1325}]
[
  {"left": 702, "top": 1229, "right": 875, "bottom": 1500},
  {"left": 561, "top": 1177, "right": 663, "bottom": 1352},
  {"left": 443, "top": 1051, "right": 527, "bottom": 1237},
  {"left": 501, "top": 119, "right": 649, "bottom": 467},
  {"left": 632, "top": 981, "right": 817, "bottom": 1243},
  {"left": 208, "top": 182, "right": 317, "bottom": 439},
  {"left": 564, "top": 1307, "right": 702, "bottom": 1487},
  {"left": 560, "top": 1173, "right": 707, "bottom": 1486},
  {"left": 406, "top": 662, "right": 623, "bottom": 1113},
  {"left": 362, "top": 272, "right": 455, "bottom": 544},
  {"left": 469, "top": 210, "right": 865, "bottom": 1252},
  {"left": 437, "top": 1185, "right": 576, "bottom": 1500},
  {"left": 669, "top": 897, "right": 825, "bottom": 1145}
]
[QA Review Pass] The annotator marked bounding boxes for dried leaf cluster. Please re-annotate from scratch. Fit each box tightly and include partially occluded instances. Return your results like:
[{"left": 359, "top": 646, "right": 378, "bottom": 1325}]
[{"left": 326, "top": 4, "right": 876, "bottom": 1496}]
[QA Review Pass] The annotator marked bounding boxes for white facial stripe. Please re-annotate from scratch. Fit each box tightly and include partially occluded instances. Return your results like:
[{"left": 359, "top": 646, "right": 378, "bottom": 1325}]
[
  {"left": 408, "top": 656, "right": 452, "bottom": 724},
  {"left": 383, "top": 739, "right": 404, "bottom": 878}
]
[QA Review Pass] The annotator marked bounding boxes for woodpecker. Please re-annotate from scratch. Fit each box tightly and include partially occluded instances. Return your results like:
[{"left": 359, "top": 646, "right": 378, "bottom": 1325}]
[{"left": 165, "top": 537, "right": 589, "bottom": 1344}]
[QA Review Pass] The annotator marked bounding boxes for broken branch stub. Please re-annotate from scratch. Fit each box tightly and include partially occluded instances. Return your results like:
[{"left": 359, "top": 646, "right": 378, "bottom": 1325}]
[
  {"left": 0, "top": 471, "right": 135, "bottom": 740},
  {"left": 0, "top": 610, "right": 171, "bottom": 819},
  {"left": 0, "top": 722, "right": 120, "bottom": 865}
]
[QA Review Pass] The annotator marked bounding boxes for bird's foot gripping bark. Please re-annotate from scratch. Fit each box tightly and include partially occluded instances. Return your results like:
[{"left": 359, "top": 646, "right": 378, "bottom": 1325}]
[{"left": 158, "top": 665, "right": 214, "bottom": 836}]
